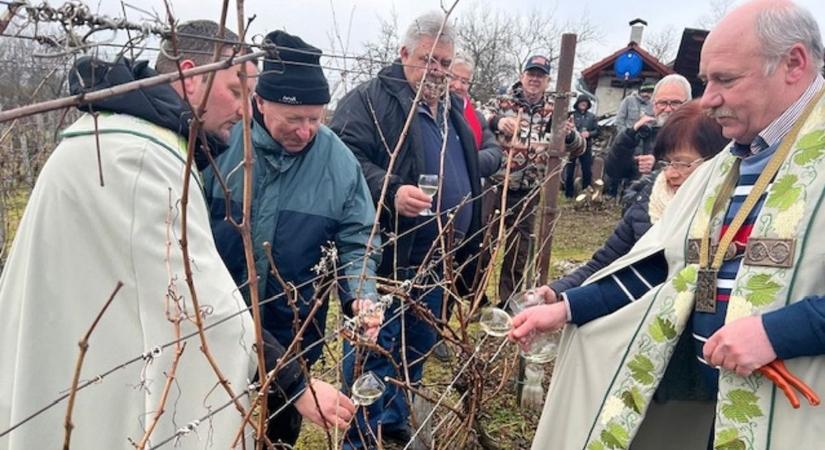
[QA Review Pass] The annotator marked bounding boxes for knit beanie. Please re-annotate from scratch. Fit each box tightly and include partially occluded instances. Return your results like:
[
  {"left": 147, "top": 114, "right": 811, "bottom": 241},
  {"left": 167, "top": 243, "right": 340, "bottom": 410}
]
[{"left": 256, "top": 30, "right": 330, "bottom": 105}]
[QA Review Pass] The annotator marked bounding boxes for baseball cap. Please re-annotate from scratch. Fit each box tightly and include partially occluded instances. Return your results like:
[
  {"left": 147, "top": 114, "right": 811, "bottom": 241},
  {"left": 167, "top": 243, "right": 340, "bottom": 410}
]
[{"left": 523, "top": 55, "right": 551, "bottom": 74}]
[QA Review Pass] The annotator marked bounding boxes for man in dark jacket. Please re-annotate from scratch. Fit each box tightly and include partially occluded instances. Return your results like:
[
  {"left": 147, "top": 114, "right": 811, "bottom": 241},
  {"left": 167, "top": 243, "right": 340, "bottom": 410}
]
[
  {"left": 604, "top": 74, "right": 692, "bottom": 196},
  {"left": 329, "top": 11, "right": 502, "bottom": 448},
  {"left": 565, "top": 94, "right": 600, "bottom": 198},
  {"left": 206, "top": 31, "right": 379, "bottom": 445}
]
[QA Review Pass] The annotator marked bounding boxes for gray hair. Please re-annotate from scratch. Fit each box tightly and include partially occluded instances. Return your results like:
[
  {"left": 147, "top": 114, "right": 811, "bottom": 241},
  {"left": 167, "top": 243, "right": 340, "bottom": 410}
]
[
  {"left": 653, "top": 74, "right": 693, "bottom": 101},
  {"left": 452, "top": 52, "right": 475, "bottom": 72},
  {"left": 156, "top": 20, "right": 241, "bottom": 74},
  {"left": 755, "top": 2, "right": 824, "bottom": 76},
  {"left": 401, "top": 11, "right": 456, "bottom": 51}
]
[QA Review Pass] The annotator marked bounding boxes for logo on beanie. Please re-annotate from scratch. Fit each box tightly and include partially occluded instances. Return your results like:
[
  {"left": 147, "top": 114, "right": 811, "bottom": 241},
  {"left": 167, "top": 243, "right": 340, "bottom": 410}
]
[{"left": 280, "top": 95, "right": 300, "bottom": 105}]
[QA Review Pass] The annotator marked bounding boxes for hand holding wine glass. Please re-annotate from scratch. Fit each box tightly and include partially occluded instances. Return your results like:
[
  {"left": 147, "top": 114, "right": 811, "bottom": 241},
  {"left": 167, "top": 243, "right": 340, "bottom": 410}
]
[
  {"left": 506, "top": 290, "right": 545, "bottom": 315},
  {"left": 394, "top": 185, "right": 434, "bottom": 217},
  {"left": 478, "top": 292, "right": 563, "bottom": 363},
  {"left": 508, "top": 302, "right": 567, "bottom": 344}
]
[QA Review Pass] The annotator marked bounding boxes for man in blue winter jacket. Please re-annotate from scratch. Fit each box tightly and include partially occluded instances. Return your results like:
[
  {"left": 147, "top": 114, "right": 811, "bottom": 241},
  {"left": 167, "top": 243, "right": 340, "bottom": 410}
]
[{"left": 204, "top": 30, "right": 381, "bottom": 446}]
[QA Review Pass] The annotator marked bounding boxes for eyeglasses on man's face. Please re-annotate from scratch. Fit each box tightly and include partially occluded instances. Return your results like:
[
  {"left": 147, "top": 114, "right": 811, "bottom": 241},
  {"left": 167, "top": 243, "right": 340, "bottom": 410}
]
[
  {"left": 654, "top": 99, "right": 686, "bottom": 109},
  {"left": 452, "top": 75, "right": 472, "bottom": 87}
]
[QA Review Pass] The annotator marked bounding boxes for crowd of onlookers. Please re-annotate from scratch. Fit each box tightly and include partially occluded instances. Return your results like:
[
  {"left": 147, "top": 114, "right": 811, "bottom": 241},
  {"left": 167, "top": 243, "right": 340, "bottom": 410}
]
[
  {"left": 0, "top": 11, "right": 721, "bottom": 450},
  {"left": 5, "top": 1, "right": 825, "bottom": 449}
]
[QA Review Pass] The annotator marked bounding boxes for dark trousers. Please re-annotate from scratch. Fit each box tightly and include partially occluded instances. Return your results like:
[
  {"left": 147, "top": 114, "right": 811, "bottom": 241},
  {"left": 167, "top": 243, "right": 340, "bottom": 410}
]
[
  {"left": 265, "top": 393, "right": 303, "bottom": 446},
  {"left": 491, "top": 189, "right": 539, "bottom": 306},
  {"left": 564, "top": 148, "right": 593, "bottom": 198},
  {"left": 606, "top": 163, "right": 638, "bottom": 197},
  {"left": 342, "top": 277, "right": 444, "bottom": 449}
]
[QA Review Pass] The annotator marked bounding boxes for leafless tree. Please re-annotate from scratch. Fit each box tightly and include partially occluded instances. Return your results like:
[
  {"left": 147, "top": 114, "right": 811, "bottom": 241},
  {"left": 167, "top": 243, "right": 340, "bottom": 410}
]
[
  {"left": 696, "top": 0, "right": 735, "bottom": 30},
  {"left": 455, "top": 3, "right": 601, "bottom": 103},
  {"left": 325, "top": 9, "right": 401, "bottom": 100},
  {"left": 0, "top": 33, "right": 72, "bottom": 268},
  {"left": 0, "top": 3, "right": 596, "bottom": 449},
  {"left": 348, "top": 2, "right": 602, "bottom": 105},
  {"left": 643, "top": 25, "right": 678, "bottom": 63}
]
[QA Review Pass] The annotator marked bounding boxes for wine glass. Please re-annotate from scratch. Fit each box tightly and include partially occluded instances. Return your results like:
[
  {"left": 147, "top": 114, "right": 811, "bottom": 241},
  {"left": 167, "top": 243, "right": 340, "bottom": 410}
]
[
  {"left": 478, "top": 291, "right": 560, "bottom": 363},
  {"left": 506, "top": 290, "right": 544, "bottom": 315},
  {"left": 350, "top": 371, "right": 385, "bottom": 407},
  {"left": 520, "top": 330, "right": 560, "bottom": 364},
  {"left": 478, "top": 307, "right": 513, "bottom": 337},
  {"left": 418, "top": 174, "right": 439, "bottom": 216}
]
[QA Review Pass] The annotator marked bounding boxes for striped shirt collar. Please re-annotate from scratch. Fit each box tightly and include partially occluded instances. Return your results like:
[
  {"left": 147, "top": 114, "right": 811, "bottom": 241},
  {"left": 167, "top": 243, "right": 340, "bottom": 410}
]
[{"left": 735, "top": 75, "right": 825, "bottom": 156}]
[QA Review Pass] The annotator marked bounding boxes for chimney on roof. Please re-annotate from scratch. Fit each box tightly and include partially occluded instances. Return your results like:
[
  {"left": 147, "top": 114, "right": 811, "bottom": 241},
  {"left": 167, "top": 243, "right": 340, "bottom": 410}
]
[{"left": 629, "top": 18, "right": 648, "bottom": 46}]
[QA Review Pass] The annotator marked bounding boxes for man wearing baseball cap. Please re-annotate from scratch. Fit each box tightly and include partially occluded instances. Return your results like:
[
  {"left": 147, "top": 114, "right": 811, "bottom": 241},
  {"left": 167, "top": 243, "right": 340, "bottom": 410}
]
[
  {"left": 483, "top": 55, "right": 584, "bottom": 307},
  {"left": 204, "top": 30, "right": 381, "bottom": 445}
]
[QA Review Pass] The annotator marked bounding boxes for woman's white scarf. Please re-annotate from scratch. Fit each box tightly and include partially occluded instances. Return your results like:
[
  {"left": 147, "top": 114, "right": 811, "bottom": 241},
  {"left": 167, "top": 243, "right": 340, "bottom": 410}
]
[{"left": 647, "top": 171, "right": 675, "bottom": 224}]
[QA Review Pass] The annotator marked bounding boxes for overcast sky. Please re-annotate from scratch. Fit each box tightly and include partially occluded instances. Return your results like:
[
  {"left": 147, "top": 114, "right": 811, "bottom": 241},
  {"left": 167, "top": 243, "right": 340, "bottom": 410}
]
[{"left": 72, "top": 0, "right": 825, "bottom": 76}]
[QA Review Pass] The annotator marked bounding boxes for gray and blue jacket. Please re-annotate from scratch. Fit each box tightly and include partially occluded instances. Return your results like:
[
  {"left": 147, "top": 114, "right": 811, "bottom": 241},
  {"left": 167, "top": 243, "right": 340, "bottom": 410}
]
[{"left": 205, "top": 116, "right": 381, "bottom": 365}]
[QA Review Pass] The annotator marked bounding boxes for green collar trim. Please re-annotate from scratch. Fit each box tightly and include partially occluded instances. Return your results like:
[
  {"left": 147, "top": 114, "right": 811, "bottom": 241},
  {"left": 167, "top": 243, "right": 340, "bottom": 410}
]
[{"left": 61, "top": 127, "right": 203, "bottom": 190}]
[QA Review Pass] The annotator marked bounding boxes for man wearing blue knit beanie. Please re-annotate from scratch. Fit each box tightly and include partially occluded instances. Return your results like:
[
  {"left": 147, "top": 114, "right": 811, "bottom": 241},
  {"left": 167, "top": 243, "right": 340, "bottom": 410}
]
[{"left": 204, "top": 30, "right": 382, "bottom": 445}]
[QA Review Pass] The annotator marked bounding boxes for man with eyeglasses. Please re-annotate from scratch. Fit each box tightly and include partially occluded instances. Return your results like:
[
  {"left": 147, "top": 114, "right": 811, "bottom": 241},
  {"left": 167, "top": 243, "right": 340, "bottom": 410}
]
[
  {"left": 449, "top": 53, "right": 499, "bottom": 154},
  {"left": 484, "top": 54, "right": 584, "bottom": 307},
  {"left": 604, "top": 74, "right": 693, "bottom": 197},
  {"left": 330, "top": 11, "right": 502, "bottom": 448}
]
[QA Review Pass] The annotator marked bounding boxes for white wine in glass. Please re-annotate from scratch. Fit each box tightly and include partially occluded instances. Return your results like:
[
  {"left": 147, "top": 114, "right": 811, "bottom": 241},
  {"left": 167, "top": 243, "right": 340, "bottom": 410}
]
[
  {"left": 520, "top": 330, "right": 560, "bottom": 364},
  {"left": 418, "top": 174, "right": 439, "bottom": 216},
  {"left": 351, "top": 371, "right": 385, "bottom": 407},
  {"left": 507, "top": 290, "right": 543, "bottom": 315},
  {"left": 478, "top": 307, "right": 512, "bottom": 337}
]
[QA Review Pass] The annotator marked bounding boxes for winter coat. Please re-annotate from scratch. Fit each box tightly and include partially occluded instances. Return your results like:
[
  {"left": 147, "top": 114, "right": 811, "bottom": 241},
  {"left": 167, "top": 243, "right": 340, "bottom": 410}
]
[
  {"left": 329, "top": 60, "right": 502, "bottom": 278},
  {"left": 571, "top": 95, "right": 600, "bottom": 151},
  {"left": 614, "top": 91, "right": 653, "bottom": 133},
  {"left": 67, "top": 56, "right": 308, "bottom": 402},
  {"left": 0, "top": 57, "right": 258, "bottom": 449},
  {"left": 604, "top": 125, "right": 658, "bottom": 180},
  {"left": 205, "top": 109, "right": 381, "bottom": 365},
  {"left": 459, "top": 97, "right": 499, "bottom": 154},
  {"left": 486, "top": 81, "right": 585, "bottom": 191},
  {"left": 549, "top": 174, "right": 655, "bottom": 293}
]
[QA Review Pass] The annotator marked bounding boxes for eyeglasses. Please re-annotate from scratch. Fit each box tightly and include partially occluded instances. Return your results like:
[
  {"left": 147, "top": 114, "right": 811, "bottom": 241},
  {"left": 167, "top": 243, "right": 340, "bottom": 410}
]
[
  {"left": 418, "top": 55, "right": 452, "bottom": 70},
  {"left": 452, "top": 75, "right": 473, "bottom": 87},
  {"left": 654, "top": 99, "right": 686, "bottom": 109},
  {"left": 655, "top": 157, "right": 705, "bottom": 173}
]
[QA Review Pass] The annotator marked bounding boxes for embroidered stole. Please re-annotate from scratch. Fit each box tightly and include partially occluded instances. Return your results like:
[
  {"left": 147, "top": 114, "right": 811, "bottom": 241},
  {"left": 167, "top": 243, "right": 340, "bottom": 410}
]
[{"left": 584, "top": 91, "right": 825, "bottom": 450}]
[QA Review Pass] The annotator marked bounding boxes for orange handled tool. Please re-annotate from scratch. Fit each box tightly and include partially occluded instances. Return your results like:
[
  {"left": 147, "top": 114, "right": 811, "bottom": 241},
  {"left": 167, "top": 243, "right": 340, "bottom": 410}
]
[{"left": 758, "top": 359, "right": 820, "bottom": 409}]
